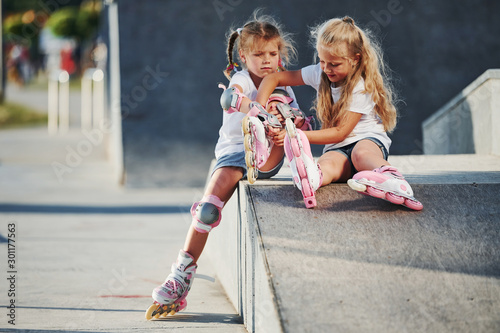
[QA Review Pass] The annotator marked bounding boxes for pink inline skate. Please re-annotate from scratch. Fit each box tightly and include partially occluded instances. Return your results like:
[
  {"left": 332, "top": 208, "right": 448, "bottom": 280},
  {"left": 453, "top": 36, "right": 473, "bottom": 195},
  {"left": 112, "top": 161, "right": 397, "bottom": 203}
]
[
  {"left": 284, "top": 118, "right": 322, "bottom": 208},
  {"left": 146, "top": 250, "right": 197, "bottom": 320},
  {"left": 266, "top": 89, "right": 316, "bottom": 131},
  {"left": 347, "top": 166, "right": 423, "bottom": 210},
  {"left": 242, "top": 102, "right": 282, "bottom": 184}
]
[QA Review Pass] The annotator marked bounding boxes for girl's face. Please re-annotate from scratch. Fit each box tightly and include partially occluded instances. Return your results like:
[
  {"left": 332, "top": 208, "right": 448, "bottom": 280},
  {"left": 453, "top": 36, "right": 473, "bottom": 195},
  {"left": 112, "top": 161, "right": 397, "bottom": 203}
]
[
  {"left": 240, "top": 38, "right": 280, "bottom": 86},
  {"left": 318, "top": 45, "right": 359, "bottom": 87}
]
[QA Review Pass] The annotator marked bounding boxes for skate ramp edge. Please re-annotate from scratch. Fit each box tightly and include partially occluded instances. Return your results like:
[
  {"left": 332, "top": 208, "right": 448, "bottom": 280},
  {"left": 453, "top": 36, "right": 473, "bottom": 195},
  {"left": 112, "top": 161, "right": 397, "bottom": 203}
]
[
  {"left": 204, "top": 163, "right": 285, "bottom": 333},
  {"left": 204, "top": 154, "right": 500, "bottom": 333}
]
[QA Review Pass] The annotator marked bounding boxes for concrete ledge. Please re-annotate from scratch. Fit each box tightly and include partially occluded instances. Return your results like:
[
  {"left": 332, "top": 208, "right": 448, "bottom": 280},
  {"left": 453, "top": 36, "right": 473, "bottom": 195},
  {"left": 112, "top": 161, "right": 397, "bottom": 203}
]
[
  {"left": 205, "top": 154, "right": 500, "bottom": 332},
  {"left": 422, "top": 69, "right": 500, "bottom": 155}
]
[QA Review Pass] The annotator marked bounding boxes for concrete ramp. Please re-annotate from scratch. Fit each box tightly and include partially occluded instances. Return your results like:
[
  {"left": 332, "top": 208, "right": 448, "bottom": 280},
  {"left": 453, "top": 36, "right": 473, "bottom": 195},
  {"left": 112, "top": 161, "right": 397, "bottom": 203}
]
[{"left": 206, "top": 155, "right": 500, "bottom": 333}]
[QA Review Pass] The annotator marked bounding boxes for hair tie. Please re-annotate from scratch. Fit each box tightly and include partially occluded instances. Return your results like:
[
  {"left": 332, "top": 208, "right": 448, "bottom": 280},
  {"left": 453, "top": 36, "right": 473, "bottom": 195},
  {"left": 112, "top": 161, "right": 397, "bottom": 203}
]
[
  {"left": 236, "top": 28, "right": 243, "bottom": 35},
  {"left": 226, "top": 62, "right": 239, "bottom": 72},
  {"left": 342, "top": 16, "right": 355, "bottom": 25}
]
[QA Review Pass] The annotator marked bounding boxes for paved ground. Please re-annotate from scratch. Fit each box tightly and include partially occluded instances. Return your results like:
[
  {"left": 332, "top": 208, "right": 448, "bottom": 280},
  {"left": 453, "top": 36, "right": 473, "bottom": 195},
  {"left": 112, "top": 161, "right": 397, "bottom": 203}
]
[
  {"left": 6, "top": 82, "right": 82, "bottom": 126},
  {"left": 0, "top": 126, "right": 247, "bottom": 333}
]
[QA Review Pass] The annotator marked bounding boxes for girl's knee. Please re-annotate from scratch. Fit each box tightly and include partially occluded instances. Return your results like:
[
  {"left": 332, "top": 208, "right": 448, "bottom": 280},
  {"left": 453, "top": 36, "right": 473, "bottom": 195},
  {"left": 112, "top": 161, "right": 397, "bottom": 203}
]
[{"left": 318, "top": 156, "right": 351, "bottom": 184}]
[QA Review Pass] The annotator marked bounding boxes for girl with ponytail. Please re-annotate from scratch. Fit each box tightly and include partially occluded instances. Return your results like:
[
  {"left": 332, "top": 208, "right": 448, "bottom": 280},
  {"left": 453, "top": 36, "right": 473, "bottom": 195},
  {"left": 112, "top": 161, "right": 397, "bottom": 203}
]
[{"left": 256, "top": 16, "right": 423, "bottom": 210}]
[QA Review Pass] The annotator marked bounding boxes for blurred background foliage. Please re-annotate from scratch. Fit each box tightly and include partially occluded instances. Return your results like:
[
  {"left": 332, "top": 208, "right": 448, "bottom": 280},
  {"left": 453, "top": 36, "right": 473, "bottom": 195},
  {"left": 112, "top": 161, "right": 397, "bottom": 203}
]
[
  {"left": 1, "top": 0, "right": 102, "bottom": 125},
  {"left": 3, "top": 0, "right": 101, "bottom": 44}
]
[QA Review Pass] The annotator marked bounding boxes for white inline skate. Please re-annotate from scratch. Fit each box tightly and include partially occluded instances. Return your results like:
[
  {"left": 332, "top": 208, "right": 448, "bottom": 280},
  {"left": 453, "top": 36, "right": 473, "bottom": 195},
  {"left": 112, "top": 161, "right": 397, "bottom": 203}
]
[
  {"left": 284, "top": 118, "right": 322, "bottom": 208},
  {"left": 347, "top": 166, "right": 423, "bottom": 210},
  {"left": 146, "top": 250, "right": 197, "bottom": 320},
  {"left": 242, "top": 102, "right": 282, "bottom": 184}
]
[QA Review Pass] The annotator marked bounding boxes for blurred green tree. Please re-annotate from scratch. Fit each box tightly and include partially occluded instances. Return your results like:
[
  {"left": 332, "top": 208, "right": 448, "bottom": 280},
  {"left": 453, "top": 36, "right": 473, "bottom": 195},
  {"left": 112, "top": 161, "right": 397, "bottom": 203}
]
[{"left": 45, "top": 2, "right": 100, "bottom": 42}]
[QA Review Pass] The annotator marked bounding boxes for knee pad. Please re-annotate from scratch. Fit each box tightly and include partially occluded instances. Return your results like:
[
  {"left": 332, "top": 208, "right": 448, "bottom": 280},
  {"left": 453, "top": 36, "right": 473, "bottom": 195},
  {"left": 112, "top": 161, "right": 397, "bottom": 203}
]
[
  {"left": 191, "top": 195, "right": 224, "bottom": 233},
  {"left": 218, "top": 83, "right": 246, "bottom": 114}
]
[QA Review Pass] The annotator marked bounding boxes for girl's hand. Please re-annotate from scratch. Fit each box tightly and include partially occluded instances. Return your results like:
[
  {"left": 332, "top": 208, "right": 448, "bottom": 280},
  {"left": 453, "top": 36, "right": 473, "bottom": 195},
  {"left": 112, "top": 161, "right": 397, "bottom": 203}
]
[
  {"left": 272, "top": 129, "right": 286, "bottom": 147},
  {"left": 267, "top": 101, "right": 285, "bottom": 125}
]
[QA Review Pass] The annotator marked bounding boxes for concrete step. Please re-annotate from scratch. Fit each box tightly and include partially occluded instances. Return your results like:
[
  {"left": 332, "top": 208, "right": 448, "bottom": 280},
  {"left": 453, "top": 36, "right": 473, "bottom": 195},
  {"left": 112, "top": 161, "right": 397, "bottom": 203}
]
[{"left": 206, "top": 154, "right": 500, "bottom": 333}]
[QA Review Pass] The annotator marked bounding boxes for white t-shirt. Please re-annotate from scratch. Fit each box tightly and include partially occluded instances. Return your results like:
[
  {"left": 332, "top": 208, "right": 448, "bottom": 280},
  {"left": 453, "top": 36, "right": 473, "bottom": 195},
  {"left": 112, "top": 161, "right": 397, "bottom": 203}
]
[
  {"left": 214, "top": 70, "right": 299, "bottom": 159},
  {"left": 301, "top": 63, "right": 391, "bottom": 154}
]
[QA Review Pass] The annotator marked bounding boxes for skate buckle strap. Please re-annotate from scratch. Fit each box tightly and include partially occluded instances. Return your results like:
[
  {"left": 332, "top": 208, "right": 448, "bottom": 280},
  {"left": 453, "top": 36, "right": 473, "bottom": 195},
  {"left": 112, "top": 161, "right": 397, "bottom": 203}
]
[
  {"left": 276, "top": 103, "right": 303, "bottom": 119},
  {"left": 297, "top": 115, "right": 316, "bottom": 131},
  {"left": 376, "top": 166, "right": 404, "bottom": 179},
  {"left": 247, "top": 102, "right": 282, "bottom": 129},
  {"left": 194, "top": 273, "right": 215, "bottom": 283}
]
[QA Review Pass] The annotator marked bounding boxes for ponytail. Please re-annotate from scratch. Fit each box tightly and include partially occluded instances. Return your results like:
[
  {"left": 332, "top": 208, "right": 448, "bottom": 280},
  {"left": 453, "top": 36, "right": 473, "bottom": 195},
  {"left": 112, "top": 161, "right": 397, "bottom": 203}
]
[{"left": 223, "top": 31, "right": 240, "bottom": 80}]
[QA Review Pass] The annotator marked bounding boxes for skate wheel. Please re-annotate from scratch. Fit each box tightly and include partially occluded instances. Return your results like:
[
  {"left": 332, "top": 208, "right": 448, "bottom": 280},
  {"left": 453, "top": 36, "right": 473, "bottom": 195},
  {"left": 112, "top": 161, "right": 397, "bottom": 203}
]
[
  {"left": 347, "top": 179, "right": 367, "bottom": 192},
  {"left": 247, "top": 167, "right": 257, "bottom": 184},
  {"left": 245, "top": 150, "right": 255, "bottom": 168},
  {"left": 366, "top": 186, "right": 385, "bottom": 199},
  {"left": 295, "top": 157, "right": 307, "bottom": 179},
  {"left": 290, "top": 136, "right": 302, "bottom": 158},
  {"left": 301, "top": 178, "right": 313, "bottom": 197},
  {"left": 244, "top": 133, "right": 252, "bottom": 151},
  {"left": 145, "top": 304, "right": 160, "bottom": 320},
  {"left": 386, "top": 192, "right": 405, "bottom": 205},
  {"left": 404, "top": 198, "right": 423, "bottom": 211},
  {"left": 169, "top": 309, "right": 177, "bottom": 315},
  {"left": 242, "top": 117, "right": 251, "bottom": 134},
  {"left": 301, "top": 178, "right": 316, "bottom": 208}
]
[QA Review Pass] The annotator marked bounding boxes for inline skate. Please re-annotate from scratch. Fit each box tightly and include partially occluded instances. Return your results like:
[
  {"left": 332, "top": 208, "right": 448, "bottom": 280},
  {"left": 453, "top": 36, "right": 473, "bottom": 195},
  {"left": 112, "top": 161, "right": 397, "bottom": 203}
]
[
  {"left": 146, "top": 250, "right": 196, "bottom": 320},
  {"left": 347, "top": 166, "right": 423, "bottom": 210},
  {"left": 283, "top": 118, "right": 322, "bottom": 208}
]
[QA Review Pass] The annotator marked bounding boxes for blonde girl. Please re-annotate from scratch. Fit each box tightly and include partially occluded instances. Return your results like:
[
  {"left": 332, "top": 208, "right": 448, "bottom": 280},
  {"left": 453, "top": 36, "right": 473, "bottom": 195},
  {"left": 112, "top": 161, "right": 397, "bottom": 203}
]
[
  {"left": 146, "top": 11, "right": 299, "bottom": 319},
  {"left": 255, "top": 16, "right": 422, "bottom": 210}
]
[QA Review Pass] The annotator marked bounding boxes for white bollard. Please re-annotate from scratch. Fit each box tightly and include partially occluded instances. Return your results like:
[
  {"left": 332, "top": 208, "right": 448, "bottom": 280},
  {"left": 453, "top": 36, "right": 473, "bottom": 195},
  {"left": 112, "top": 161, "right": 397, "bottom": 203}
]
[
  {"left": 47, "top": 69, "right": 70, "bottom": 136},
  {"left": 81, "top": 68, "right": 105, "bottom": 131}
]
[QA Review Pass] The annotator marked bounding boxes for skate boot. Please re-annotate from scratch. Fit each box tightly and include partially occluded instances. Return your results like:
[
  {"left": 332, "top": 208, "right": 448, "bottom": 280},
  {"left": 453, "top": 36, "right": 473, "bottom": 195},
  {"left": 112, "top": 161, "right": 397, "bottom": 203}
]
[
  {"left": 242, "top": 102, "right": 282, "bottom": 184},
  {"left": 284, "top": 118, "right": 323, "bottom": 208},
  {"left": 347, "top": 166, "right": 423, "bottom": 210},
  {"left": 267, "top": 89, "right": 316, "bottom": 130},
  {"left": 146, "top": 250, "right": 197, "bottom": 320}
]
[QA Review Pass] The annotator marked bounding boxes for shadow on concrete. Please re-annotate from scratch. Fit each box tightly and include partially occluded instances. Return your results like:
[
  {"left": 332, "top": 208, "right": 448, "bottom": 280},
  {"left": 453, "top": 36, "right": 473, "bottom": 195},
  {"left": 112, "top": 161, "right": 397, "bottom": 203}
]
[
  {"left": 155, "top": 312, "right": 243, "bottom": 325},
  {"left": 12, "top": 305, "right": 144, "bottom": 313},
  {"left": 0, "top": 204, "right": 191, "bottom": 214},
  {"left": 0, "top": 328, "right": 95, "bottom": 333}
]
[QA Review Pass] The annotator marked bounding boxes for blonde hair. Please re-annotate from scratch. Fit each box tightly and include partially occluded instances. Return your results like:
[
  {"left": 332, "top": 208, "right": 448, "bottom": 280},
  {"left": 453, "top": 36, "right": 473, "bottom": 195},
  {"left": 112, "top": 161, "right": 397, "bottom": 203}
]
[
  {"left": 311, "top": 16, "right": 398, "bottom": 133},
  {"left": 223, "top": 9, "right": 297, "bottom": 80}
]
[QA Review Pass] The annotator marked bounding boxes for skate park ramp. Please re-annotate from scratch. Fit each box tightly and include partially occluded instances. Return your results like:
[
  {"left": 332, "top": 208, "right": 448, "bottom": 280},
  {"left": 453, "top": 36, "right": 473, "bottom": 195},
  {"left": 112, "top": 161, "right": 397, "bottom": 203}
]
[{"left": 205, "top": 154, "right": 500, "bottom": 333}]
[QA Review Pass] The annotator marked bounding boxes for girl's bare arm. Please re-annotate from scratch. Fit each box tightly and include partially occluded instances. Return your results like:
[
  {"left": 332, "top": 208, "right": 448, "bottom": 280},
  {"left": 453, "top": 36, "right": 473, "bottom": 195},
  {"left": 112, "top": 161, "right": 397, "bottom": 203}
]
[
  {"left": 305, "top": 112, "right": 362, "bottom": 145},
  {"left": 256, "top": 70, "right": 305, "bottom": 106}
]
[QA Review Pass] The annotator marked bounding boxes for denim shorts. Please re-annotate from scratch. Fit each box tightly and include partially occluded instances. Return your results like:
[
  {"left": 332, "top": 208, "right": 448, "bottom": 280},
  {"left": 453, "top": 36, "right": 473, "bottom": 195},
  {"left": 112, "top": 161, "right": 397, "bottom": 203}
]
[
  {"left": 211, "top": 151, "right": 283, "bottom": 180},
  {"left": 324, "top": 137, "right": 389, "bottom": 175}
]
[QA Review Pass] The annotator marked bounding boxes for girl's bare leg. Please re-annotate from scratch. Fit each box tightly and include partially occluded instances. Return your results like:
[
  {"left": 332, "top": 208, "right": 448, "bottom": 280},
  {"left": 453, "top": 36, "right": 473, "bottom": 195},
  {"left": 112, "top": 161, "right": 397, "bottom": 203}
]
[
  {"left": 317, "top": 151, "right": 352, "bottom": 185},
  {"left": 183, "top": 166, "right": 244, "bottom": 263},
  {"left": 351, "top": 139, "right": 387, "bottom": 172},
  {"left": 259, "top": 144, "right": 284, "bottom": 172}
]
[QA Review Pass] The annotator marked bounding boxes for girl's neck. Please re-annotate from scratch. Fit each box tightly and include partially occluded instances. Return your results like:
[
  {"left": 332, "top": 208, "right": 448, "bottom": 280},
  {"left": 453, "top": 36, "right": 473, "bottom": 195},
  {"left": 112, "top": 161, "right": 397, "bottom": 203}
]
[
  {"left": 333, "top": 78, "right": 347, "bottom": 88},
  {"left": 248, "top": 71, "right": 263, "bottom": 89}
]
